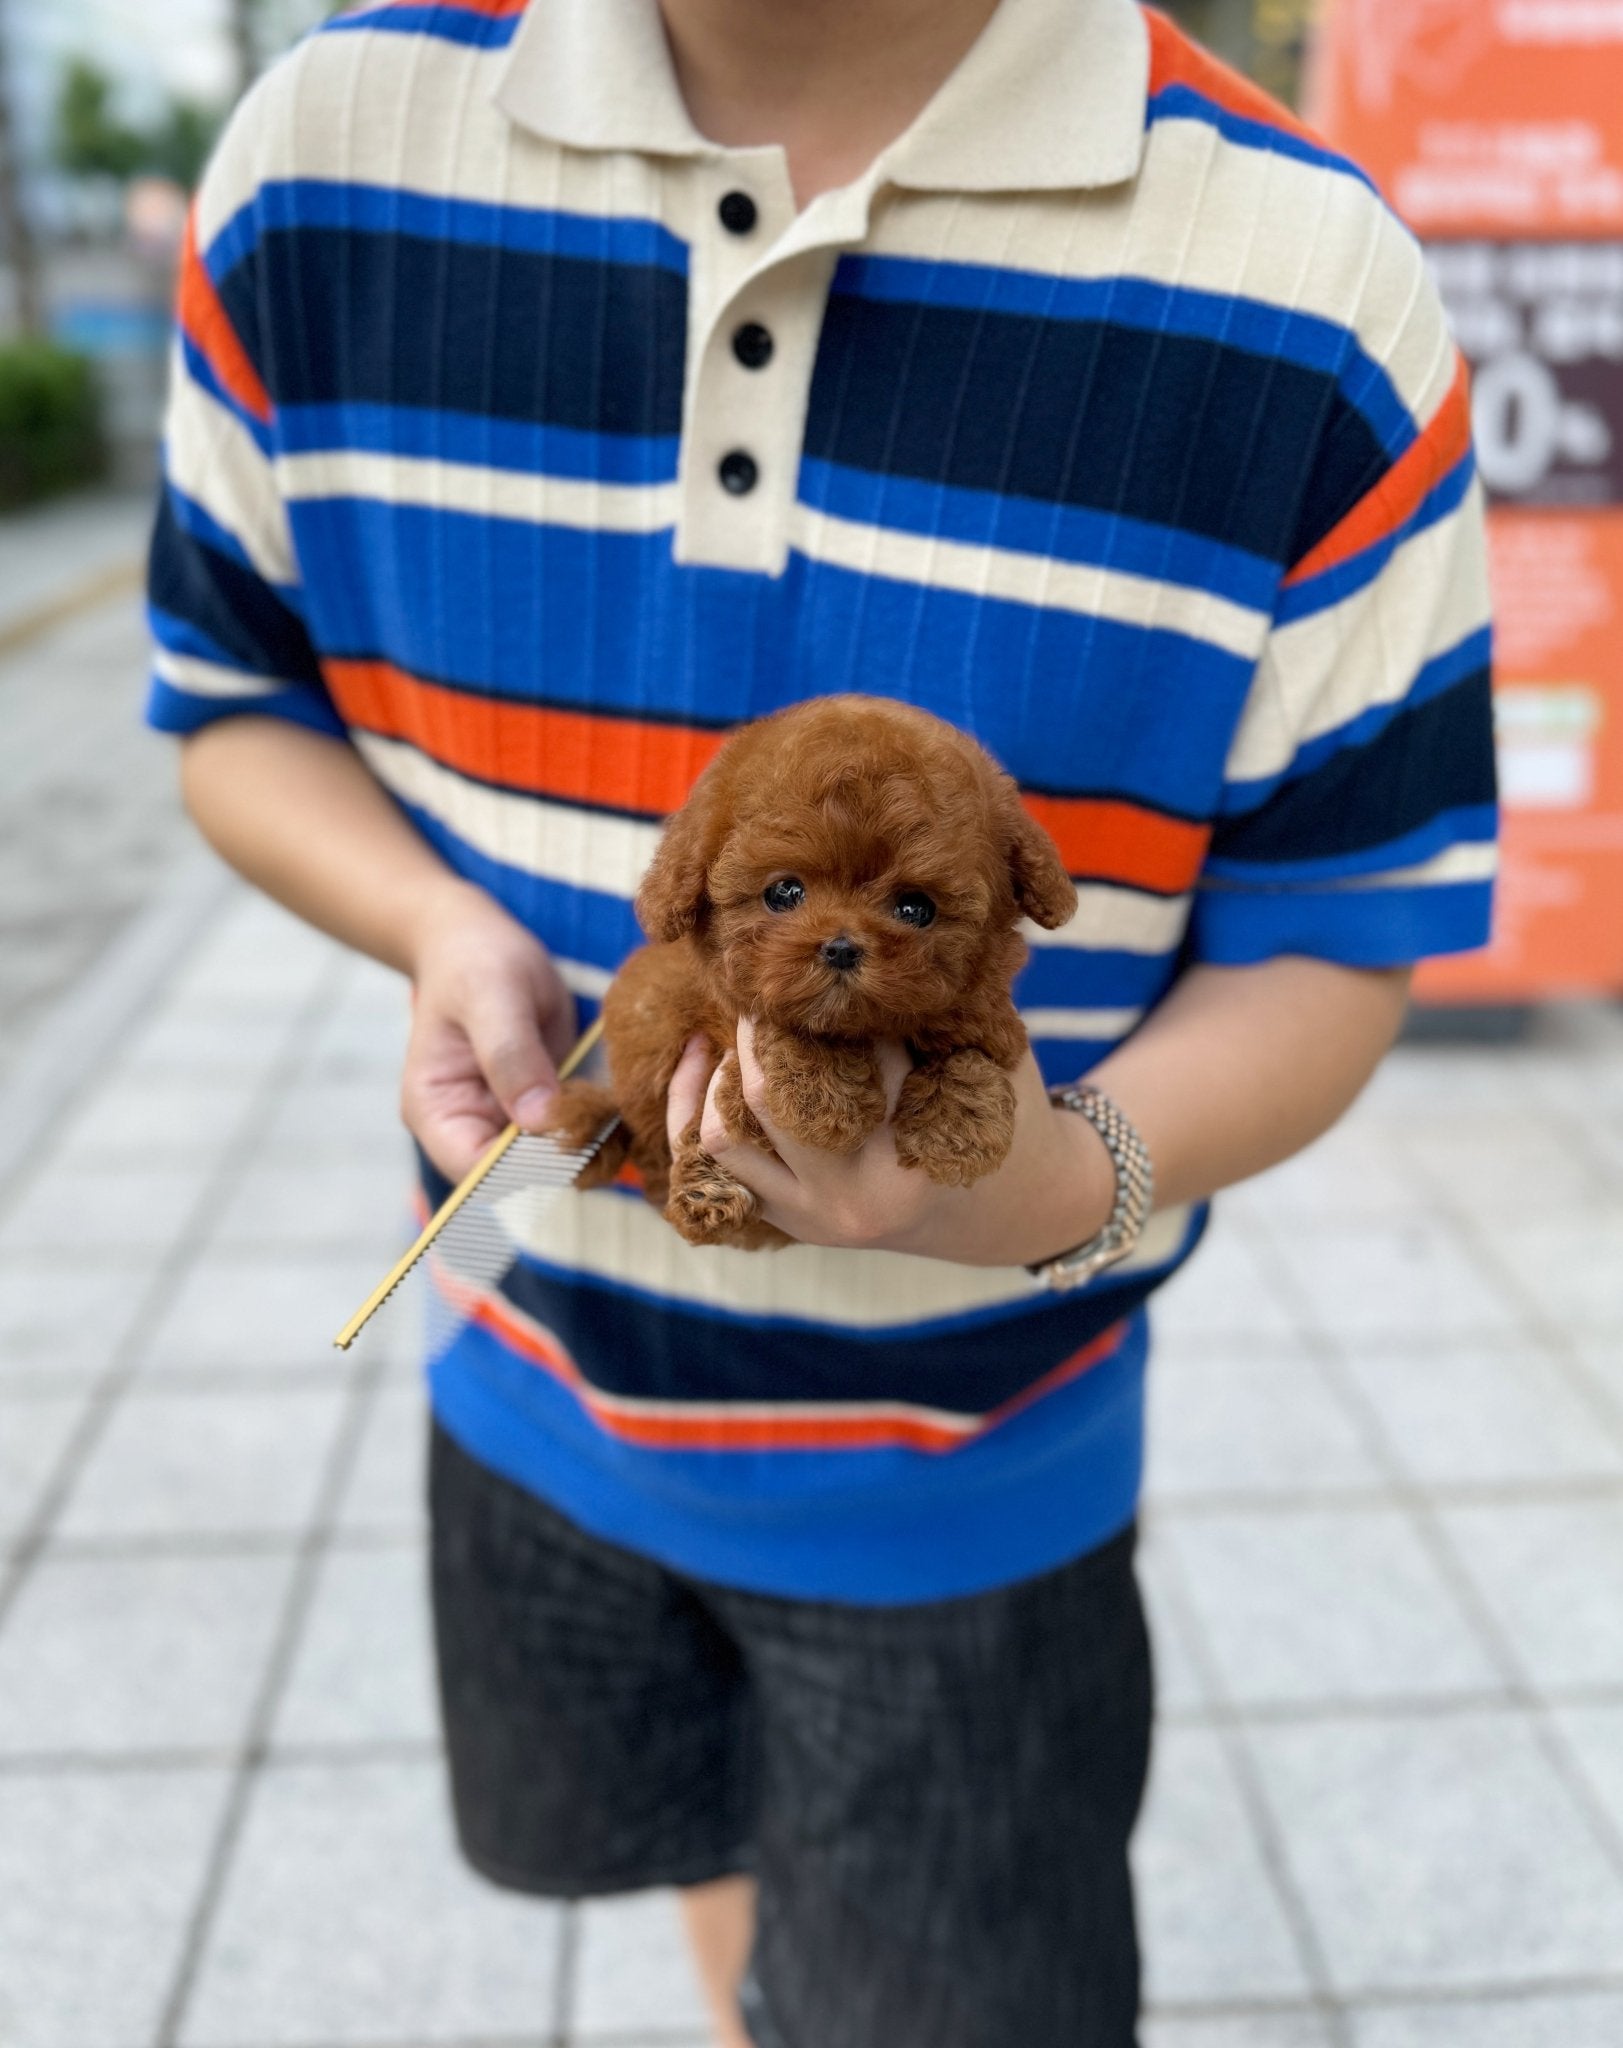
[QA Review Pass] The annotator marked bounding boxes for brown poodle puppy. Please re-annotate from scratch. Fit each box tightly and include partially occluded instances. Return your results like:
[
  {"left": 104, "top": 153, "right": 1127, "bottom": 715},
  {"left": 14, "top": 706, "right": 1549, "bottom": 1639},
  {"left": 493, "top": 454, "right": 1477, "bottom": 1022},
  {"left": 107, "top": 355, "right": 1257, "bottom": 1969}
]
[{"left": 545, "top": 695, "right": 1077, "bottom": 1249}]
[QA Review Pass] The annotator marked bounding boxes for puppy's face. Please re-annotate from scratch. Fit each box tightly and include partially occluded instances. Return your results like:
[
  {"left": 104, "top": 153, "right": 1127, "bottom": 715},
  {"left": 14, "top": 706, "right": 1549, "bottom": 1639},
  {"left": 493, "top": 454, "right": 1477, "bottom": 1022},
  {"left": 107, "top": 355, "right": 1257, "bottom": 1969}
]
[{"left": 637, "top": 698, "right": 1077, "bottom": 1036}]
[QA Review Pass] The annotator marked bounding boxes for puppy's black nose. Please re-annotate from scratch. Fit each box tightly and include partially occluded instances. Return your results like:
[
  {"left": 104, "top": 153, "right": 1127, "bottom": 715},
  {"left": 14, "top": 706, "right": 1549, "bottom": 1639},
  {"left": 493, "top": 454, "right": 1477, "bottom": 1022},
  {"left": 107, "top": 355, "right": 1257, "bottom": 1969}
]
[{"left": 819, "top": 935, "right": 863, "bottom": 972}]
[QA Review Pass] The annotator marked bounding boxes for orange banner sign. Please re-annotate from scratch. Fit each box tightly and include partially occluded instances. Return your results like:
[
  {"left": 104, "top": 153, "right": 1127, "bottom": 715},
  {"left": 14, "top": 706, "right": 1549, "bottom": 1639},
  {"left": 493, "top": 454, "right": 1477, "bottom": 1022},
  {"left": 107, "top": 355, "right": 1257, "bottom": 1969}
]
[{"left": 1308, "top": 0, "right": 1623, "bottom": 999}]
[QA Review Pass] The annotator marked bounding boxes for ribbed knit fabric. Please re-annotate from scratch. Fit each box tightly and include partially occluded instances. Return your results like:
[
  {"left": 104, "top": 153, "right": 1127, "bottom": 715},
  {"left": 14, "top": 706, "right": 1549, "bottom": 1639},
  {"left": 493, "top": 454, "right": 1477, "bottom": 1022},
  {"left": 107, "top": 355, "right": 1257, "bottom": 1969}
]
[{"left": 146, "top": 0, "right": 1496, "bottom": 1600}]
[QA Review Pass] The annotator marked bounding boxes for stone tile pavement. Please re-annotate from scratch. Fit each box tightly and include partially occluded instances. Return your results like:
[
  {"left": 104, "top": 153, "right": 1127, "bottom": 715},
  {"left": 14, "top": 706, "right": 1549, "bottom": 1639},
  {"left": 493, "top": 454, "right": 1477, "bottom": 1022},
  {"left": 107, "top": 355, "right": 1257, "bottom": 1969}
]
[{"left": 2, "top": 588, "right": 1623, "bottom": 2047}]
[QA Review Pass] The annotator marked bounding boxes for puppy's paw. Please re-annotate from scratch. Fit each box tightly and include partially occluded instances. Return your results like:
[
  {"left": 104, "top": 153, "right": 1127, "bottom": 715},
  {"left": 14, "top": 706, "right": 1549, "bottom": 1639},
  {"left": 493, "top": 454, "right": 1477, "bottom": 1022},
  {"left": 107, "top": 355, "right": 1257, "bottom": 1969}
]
[
  {"left": 893, "top": 1052, "right": 1016, "bottom": 1187},
  {"left": 712, "top": 1051, "right": 769, "bottom": 1148},
  {"left": 756, "top": 1029, "right": 886, "bottom": 1154},
  {"left": 535, "top": 1081, "right": 629, "bottom": 1190},
  {"left": 666, "top": 1147, "right": 763, "bottom": 1246}
]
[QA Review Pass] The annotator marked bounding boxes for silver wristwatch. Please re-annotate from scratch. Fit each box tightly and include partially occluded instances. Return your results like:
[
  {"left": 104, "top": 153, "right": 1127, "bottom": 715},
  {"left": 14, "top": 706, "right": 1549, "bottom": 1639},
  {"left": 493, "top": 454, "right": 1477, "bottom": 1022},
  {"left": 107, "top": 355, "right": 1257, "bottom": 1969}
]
[{"left": 1028, "top": 1083, "right": 1155, "bottom": 1291}]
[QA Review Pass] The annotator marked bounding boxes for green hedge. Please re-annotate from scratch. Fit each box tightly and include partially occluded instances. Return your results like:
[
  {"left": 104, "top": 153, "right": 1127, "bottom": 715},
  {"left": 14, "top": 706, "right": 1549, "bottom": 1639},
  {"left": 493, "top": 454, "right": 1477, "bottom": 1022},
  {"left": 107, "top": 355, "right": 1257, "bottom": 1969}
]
[{"left": 0, "top": 342, "right": 108, "bottom": 511}]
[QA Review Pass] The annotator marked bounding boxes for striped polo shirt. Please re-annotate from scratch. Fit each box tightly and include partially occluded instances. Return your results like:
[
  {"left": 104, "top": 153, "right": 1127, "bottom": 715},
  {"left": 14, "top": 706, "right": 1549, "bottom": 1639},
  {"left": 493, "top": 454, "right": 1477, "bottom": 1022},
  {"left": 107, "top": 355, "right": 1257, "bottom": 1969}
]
[{"left": 147, "top": 0, "right": 1496, "bottom": 1601}]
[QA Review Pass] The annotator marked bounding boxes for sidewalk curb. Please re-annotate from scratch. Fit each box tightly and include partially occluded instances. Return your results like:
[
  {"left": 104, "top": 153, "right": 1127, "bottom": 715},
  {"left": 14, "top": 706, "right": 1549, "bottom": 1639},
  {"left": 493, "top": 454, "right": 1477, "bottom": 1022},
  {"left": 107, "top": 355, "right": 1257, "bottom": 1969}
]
[
  {"left": 0, "top": 557, "right": 144, "bottom": 660},
  {"left": 0, "top": 850, "right": 240, "bottom": 1204}
]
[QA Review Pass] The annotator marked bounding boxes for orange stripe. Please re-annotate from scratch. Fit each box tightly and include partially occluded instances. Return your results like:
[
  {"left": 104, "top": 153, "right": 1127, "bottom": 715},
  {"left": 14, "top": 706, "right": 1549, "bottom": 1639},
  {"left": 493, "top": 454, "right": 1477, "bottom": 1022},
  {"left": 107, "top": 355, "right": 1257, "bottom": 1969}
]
[
  {"left": 440, "top": 1261, "right": 1131, "bottom": 1453},
  {"left": 176, "top": 210, "right": 272, "bottom": 427},
  {"left": 331, "top": 659, "right": 1206, "bottom": 897},
  {"left": 324, "top": 659, "right": 724, "bottom": 816},
  {"left": 1021, "top": 792, "right": 1209, "bottom": 896},
  {"left": 1146, "top": 7, "right": 1325, "bottom": 152},
  {"left": 1284, "top": 356, "right": 1474, "bottom": 589}
]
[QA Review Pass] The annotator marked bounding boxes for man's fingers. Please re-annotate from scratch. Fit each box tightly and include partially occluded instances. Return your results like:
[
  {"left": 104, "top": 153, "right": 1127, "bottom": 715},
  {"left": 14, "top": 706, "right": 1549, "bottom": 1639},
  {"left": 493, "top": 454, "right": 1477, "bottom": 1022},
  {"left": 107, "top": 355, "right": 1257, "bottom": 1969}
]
[
  {"left": 877, "top": 1040, "right": 911, "bottom": 1120},
  {"left": 464, "top": 989, "right": 562, "bottom": 1131},
  {"left": 667, "top": 1033, "right": 716, "bottom": 1151}
]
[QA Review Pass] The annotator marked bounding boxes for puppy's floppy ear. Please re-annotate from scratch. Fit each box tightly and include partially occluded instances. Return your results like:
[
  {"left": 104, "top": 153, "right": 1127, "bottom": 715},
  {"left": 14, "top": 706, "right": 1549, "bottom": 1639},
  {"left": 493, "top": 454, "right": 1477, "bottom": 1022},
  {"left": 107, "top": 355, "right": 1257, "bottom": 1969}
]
[
  {"left": 1007, "top": 799, "right": 1078, "bottom": 931},
  {"left": 636, "top": 770, "right": 719, "bottom": 942}
]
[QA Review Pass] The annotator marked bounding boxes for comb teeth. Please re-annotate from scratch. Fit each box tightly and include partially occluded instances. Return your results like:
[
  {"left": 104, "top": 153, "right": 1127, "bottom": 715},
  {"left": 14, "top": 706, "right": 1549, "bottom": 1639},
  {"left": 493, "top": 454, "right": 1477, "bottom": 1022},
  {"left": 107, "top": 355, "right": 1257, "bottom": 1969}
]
[{"left": 422, "top": 1121, "right": 619, "bottom": 1360}]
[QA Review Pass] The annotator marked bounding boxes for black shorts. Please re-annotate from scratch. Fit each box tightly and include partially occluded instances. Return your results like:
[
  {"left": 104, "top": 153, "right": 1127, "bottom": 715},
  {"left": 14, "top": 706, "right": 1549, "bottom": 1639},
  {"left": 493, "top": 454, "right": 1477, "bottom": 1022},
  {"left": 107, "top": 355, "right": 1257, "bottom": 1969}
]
[{"left": 429, "top": 1421, "right": 1153, "bottom": 2048}]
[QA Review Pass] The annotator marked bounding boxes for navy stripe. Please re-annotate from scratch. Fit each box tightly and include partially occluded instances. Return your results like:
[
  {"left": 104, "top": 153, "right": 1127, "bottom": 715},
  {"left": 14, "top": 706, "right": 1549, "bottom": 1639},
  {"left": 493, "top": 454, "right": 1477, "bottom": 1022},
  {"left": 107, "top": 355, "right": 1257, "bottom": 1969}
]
[
  {"left": 797, "top": 455, "right": 1278, "bottom": 613},
  {"left": 149, "top": 495, "right": 325, "bottom": 688},
  {"left": 288, "top": 499, "right": 1257, "bottom": 816},
  {"left": 324, "top": 4, "right": 522, "bottom": 49},
  {"left": 1221, "top": 632, "right": 1492, "bottom": 816},
  {"left": 224, "top": 226, "right": 687, "bottom": 437},
  {"left": 206, "top": 180, "right": 689, "bottom": 287},
  {"left": 1207, "top": 668, "right": 1498, "bottom": 871},
  {"left": 277, "top": 401, "right": 681, "bottom": 484},
  {"left": 805, "top": 287, "right": 1379, "bottom": 567},
  {"left": 834, "top": 254, "right": 1412, "bottom": 456},
  {"left": 1205, "top": 802, "right": 1496, "bottom": 889},
  {"left": 1146, "top": 86, "right": 1377, "bottom": 191},
  {"left": 164, "top": 479, "right": 305, "bottom": 609}
]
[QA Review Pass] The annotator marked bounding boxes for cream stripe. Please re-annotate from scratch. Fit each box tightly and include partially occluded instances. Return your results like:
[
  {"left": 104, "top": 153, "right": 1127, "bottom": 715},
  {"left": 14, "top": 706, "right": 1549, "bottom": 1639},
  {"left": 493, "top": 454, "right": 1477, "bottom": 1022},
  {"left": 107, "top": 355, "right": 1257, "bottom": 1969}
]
[
  {"left": 154, "top": 646, "right": 286, "bottom": 701},
  {"left": 792, "top": 501, "right": 1265, "bottom": 656},
  {"left": 498, "top": 1178, "right": 1195, "bottom": 1326},
  {"left": 1329, "top": 842, "right": 1498, "bottom": 892},
  {"left": 196, "top": 30, "right": 681, "bottom": 249},
  {"left": 277, "top": 449, "right": 680, "bottom": 535},
  {"left": 1024, "top": 889, "right": 1192, "bottom": 957},
  {"left": 357, "top": 734, "right": 1194, "bottom": 964},
  {"left": 1226, "top": 486, "right": 1491, "bottom": 785},
  {"left": 168, "top": 347, "right": 299, "bottom": 587},
  {"left": 1023, "top": 1007, "right": 1144, "bottom": 1041}
]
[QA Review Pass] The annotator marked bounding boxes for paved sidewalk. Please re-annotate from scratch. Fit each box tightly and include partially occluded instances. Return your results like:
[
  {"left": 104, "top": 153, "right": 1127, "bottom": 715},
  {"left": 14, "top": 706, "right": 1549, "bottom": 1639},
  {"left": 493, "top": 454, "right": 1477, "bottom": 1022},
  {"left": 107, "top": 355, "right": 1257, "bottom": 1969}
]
[{"left": 2, "top": 593, "right": 1623, "bottom": 2046}]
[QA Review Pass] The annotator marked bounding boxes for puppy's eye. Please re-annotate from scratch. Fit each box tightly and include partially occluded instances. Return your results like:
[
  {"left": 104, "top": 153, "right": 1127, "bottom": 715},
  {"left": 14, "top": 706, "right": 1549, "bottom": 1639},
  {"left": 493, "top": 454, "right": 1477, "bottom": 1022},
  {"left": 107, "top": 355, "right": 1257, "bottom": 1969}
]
[
  {"left": 893, "top": 890, "right": 937, "bottom": 929},
  {"left": 763, "top": 877, "right": 805, "bottom": 913}
]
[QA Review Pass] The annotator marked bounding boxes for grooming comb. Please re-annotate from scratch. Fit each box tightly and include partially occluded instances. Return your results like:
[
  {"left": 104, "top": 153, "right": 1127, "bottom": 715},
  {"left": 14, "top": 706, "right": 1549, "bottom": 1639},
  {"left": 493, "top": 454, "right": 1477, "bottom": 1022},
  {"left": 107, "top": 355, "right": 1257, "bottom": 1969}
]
[{"left": 333, "top": 1017, "right": 616, "bottom": 1352}]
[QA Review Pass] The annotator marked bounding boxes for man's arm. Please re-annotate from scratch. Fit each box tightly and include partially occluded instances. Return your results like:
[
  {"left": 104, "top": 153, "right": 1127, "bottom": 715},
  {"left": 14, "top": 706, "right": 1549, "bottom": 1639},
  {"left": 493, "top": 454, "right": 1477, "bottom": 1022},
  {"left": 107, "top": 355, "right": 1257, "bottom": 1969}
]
[
  {"left": 180, "top": 717, "right": 576, "bottom": 1178},
  {"left": 669, "top": 956, "right": 1410, "bottom": 1268}
]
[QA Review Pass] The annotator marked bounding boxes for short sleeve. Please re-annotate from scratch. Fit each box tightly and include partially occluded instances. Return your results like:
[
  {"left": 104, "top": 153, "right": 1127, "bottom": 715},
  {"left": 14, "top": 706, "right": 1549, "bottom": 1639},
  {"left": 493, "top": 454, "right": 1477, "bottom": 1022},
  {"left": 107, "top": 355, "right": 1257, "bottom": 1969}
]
[
  {"left": 1190, "top": 243, "right": 1497, "bottom": 971},
  {"left": 145, "top": 91, "right": 342, "bottom": 742}
]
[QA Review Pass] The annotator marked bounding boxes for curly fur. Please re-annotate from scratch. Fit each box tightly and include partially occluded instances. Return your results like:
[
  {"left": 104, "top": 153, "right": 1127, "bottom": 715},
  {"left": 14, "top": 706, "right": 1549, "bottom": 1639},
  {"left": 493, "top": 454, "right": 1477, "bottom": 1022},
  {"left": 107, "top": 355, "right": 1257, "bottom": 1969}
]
[{"left": 545, "top": 695, "right": 1077, "bottom": 1250}]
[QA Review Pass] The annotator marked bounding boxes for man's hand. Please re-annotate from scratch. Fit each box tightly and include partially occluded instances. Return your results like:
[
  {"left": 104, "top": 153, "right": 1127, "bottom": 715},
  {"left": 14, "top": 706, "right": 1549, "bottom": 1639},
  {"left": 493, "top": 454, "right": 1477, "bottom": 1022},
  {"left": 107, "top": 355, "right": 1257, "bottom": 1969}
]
[
  {"left": 403, "top": 878, "right": 577, "bottom": 1180},
  {"left": 665, "top": 1019, "right": 1116, "bottom": 1267}
]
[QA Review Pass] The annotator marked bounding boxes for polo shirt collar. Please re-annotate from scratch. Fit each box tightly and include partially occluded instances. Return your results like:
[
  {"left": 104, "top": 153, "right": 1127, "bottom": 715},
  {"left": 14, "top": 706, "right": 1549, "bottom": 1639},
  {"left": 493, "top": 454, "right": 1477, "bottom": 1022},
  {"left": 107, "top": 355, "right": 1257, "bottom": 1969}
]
[{"left": 493, "top": 0, "right": 1149, "bottom": 195}]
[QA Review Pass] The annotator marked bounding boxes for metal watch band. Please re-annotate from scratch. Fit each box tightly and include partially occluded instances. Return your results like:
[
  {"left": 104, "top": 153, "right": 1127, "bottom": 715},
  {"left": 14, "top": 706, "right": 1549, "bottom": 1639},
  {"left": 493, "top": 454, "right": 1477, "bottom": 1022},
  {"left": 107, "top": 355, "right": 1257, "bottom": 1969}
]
[{"left": 1028, "top": 1083, "right": 1155, "bottom": 1291}]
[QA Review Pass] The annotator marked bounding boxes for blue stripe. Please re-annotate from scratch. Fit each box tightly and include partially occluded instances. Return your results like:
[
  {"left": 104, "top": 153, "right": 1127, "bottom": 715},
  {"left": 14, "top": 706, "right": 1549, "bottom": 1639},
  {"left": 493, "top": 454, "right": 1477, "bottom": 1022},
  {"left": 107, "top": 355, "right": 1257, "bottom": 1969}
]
[
  {"left": 1275, "top": 454, "right": 1477, "bottom": 624},
  {"left": 1192, "top": 875, "right": 1494, "bottom": 969},
  {"left": 1221, "top": 629, "right": 1493, "bottom": 816},
  {"left": 798, "top": 455, "right": 1278, "bottom": 613},
  {"left": 179, "top": 335, "right": 273, "bottom": 456},
  {"left": 1016, "top": 944, "right": 1179, "bottom": 1012},
  {"left": 206, "top": 179, "right": 689, "bottom": 288},
  {"left": 1204, "top": 801, "right": 1498, "bottom": 888},
  {"left": 1147, "top": 85, "right": 1378, "bottom": 192},
  {"left": 146, "top": 673, "right": 347, "bottom": 740},
  {"left": 834, "top": 253, "right": 1411, "bottom": 458},
  {"left": 277, "top": 401, "right": 681, "bottom": 485},
  {"left": 428, "top": 1313, "right": 1149, "bottom": 1602},
  {"left": 324, "top": 4, "right": 522, "bottom": 49},
  {"left": 288, "top": 498, "right": 1256, "bottom": 816}
]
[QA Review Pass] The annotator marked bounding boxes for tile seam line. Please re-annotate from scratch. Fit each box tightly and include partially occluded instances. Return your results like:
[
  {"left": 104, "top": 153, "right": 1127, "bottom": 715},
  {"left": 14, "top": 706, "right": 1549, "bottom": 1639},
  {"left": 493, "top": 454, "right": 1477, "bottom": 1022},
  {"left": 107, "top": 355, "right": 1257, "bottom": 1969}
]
[
  {"left": 0, "top": 554, "right": 143, "bottom": 661},
  {"left": 150, "top": 1327, "right": 397, "bottom": 2048},
  {"left": 0, "top": 956, "right": 351, "bottom": 1635},
  {"left": 0, "top": 848, "right": 240, "bottom": 1209},
  {"left": 1139, "top": 1477, "right": 1351, "bottom": 2046},
  {"left": 1248, "top": 1202, "right": 1623, "bottom": 1901}
]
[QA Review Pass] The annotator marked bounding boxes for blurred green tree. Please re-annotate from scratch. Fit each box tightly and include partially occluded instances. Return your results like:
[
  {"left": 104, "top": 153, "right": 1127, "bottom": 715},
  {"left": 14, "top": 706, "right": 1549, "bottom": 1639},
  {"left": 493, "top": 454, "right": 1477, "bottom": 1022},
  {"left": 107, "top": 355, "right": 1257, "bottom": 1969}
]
[{"left": 56, "top": 58, "right": 147, "bottom": 181}]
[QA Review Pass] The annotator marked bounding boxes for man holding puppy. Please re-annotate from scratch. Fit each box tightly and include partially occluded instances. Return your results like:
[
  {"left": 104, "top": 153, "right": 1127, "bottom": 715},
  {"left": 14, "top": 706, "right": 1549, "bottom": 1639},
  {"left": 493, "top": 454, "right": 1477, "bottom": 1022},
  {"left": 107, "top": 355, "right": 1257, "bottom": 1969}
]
[{"left": 153, "top": 0, "right": 1495, "bottom": 2040}]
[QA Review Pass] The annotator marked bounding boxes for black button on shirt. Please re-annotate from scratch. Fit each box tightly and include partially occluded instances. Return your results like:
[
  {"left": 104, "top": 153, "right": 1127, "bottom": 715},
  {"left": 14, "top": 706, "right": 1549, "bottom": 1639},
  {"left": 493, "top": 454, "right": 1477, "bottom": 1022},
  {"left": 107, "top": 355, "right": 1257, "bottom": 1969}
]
[
  {"left": 718, "top": 450, "right": 759, "bottom": 495},
  {"left": 718, "top": 190, "right": 757, "bottom": 234},
  {"left": 732, "top": 322, "right": 774, "bottom": 370}
]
